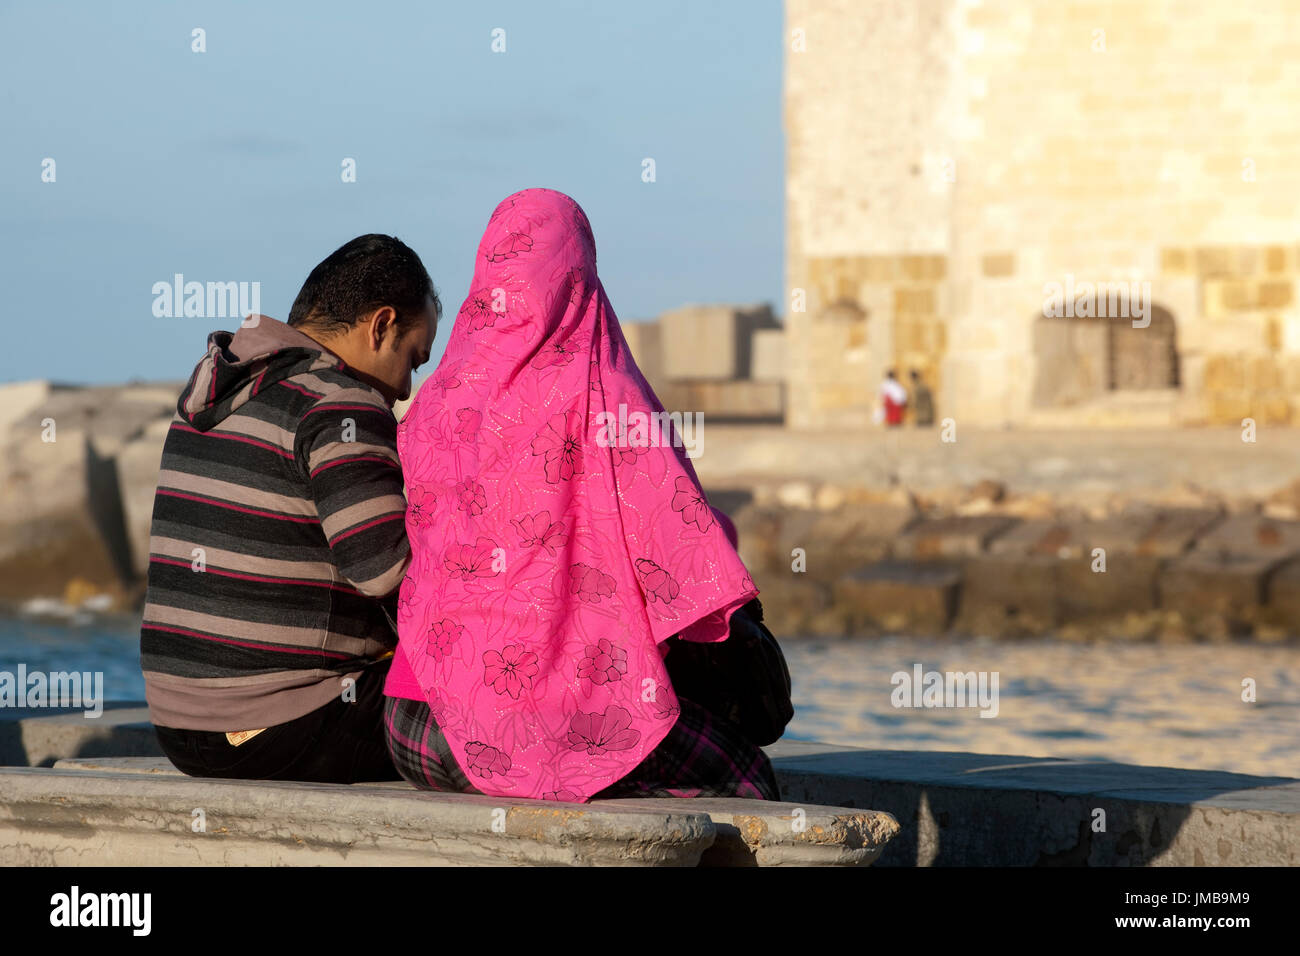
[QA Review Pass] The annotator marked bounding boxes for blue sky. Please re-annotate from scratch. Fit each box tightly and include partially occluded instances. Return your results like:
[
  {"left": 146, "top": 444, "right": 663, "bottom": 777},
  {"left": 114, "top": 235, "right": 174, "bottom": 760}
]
[{"left": 0, "top": 0, "right": 784, "bottom": 385}]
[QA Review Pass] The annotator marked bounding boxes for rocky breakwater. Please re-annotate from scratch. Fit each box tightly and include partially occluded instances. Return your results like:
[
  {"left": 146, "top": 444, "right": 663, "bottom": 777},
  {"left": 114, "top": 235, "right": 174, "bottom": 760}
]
[
  {"left": 0, "top": 380, "right": 181, "bottom": 613},
  {"left": 730, "top": 479, "right": 1300, "bottom": 642}
]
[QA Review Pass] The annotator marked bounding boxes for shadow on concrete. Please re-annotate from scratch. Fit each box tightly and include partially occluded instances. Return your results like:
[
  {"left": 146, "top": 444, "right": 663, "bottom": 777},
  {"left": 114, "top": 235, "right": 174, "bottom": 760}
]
[
  {"left": 769, "top": 747, "right": 1298, "bottom": 866},
  {"left": 0, "top": 701, "right": 161, "bottom": 768}
]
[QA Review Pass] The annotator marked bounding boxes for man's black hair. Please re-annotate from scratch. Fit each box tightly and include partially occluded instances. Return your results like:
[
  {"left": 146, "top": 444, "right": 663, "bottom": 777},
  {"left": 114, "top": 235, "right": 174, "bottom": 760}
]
[{"left": 288, "top": 234, "right": 440, "bottom": 337}]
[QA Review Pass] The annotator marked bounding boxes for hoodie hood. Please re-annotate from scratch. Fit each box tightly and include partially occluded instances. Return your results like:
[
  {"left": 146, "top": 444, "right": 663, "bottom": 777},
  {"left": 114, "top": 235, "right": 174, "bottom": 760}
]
[{"left": 177, "top": 314, "right": 345, "bottom": 431}]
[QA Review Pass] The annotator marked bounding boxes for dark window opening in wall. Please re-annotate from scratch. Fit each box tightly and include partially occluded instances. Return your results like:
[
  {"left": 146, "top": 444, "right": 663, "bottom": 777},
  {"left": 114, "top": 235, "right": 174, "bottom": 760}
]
[
  {"left": 1032, "top": 304, "right": 1179, "bottom": 408},
  {"left": 1108, "top": 305, "right": 1179, "bottom": 390}
]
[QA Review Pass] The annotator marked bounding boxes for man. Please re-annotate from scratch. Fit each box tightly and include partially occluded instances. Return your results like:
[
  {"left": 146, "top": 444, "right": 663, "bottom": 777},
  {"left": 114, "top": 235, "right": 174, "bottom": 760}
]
[
  {"left": 910, "top": 368, "right": 934, "bottom": 426},
  {"left": 879, "top": 368, "right": 908, "bottom": 427},
  {"left": 140, "top": 234, "right": 439, "bottom": 782}
]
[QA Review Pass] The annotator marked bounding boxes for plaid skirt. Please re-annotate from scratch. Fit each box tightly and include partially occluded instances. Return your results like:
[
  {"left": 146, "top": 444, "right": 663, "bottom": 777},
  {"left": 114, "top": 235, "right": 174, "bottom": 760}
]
[{"left": 383, "top": 693, "right": 781, "bottom": 801}]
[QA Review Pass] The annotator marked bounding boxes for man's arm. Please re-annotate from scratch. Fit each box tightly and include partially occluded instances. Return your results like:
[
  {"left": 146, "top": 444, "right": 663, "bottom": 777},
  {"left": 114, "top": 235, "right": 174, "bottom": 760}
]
[{"left": 296, "top": 387, "right": 410, "bottom": 598}]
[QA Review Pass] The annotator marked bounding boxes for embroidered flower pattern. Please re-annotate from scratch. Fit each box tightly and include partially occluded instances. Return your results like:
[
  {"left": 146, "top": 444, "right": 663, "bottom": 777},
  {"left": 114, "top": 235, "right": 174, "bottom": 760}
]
[
  {"left": 670, "top": 476, "right": 713, "bottom": 532},
  {"left": 465, "top": 288, "right": 502, "bottom": 331},
  {"left": 487, "top": 232, "right": 533, "bottom": 263},
  {"left": 455, "top": 478, "right": 487, "bottom": 516},
  {"left": 531, "top": 342, "right": 578, "bottom": 369},
  {"left": 454, "top": 408, "right": 481, "bottom": 443},
  {"left": 484, "top": 644, "right": 539, "bottom": 699},
  {"left": 512, "top": 510, "right": 567, "bottom": 556},
  {"left": 530, "top": 409, "right": 584, "bottom": 483},
  {"left": 397, "top": 575, "right": 416, "bottom": 616},
  {"left": 394, "top": 189, "right": 760, "bottom": 801},
  {"left": 426, "top": 619, "right": 465, "bottom": 662},
  {"left": 635, "top": 558, "right": 680, "bottom": 604},
  {"left": 407, "top": 487, "right": 434, "bottom": 527},
  {"left": 444, "top": 537, "right": 500, "bottom": 580},
  {"left": 566, "top": 705, "right": 640, "bottom": 756},
  {"left": 577, "top": 638, "right": 627, "bottom": 686},
  {"left": 651, "top": 695, "right": 680, "bottom": 721},
  {"left": 430, "top": 365, "right": 462, "bottom": 396},
  {"left": 543, "top": 788, "right": 581, "bottom": 802},
  {"left": 465, "top": 741, "right": 512, "bottom": 778},
  {"left": 570, "top": 563, "right": 616, "bottom": 604}
]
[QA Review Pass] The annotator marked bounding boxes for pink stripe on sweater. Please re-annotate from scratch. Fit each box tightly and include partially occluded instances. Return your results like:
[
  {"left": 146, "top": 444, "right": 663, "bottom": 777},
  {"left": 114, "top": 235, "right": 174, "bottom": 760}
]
[
  {"left": 172, "top": 422, "right": 294, "bottom": 460},
  {"left": 149, "top": 556, "right": 359, "bottom": 593},
  {"left": 156, "top": 489, "right": 317, "bottom": 523},
  {"left": 147, "top": 624, "right": 351, "bottom": 659}
]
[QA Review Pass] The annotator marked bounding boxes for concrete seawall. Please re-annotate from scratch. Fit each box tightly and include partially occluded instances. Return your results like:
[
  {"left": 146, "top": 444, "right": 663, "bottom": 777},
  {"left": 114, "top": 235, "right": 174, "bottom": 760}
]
[{"left": 2, "top": 703, "right": 1293, "bottom": 866}]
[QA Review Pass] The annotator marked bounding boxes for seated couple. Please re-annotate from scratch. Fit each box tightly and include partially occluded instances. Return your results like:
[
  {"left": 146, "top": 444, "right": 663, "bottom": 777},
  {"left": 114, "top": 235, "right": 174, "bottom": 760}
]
[{"left": 140, "top": 188, "right": 785, "bottom": 803}]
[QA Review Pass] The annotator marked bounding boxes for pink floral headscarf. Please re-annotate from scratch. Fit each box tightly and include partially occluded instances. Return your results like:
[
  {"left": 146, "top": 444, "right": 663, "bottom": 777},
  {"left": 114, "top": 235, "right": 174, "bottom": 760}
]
[{"left": 395, "top": 188, "right": 757, "bottom": 802}]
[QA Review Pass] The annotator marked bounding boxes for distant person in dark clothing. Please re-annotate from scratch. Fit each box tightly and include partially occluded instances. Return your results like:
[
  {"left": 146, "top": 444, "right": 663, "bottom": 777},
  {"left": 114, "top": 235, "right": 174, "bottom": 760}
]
[{"left": 910, "top": 369, "right": 934, "bottom": 426}]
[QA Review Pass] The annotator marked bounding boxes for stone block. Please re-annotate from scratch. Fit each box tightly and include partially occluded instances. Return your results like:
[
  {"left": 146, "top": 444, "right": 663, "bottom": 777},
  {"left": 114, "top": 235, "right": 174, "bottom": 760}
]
[
  {"left": 751, "top": 328, "right": 787, "bottom": 382},
  {"left": 659, "top": 304, "right": 778, "bottom": 381},
  {"left": 833, "top": 562, "right": 961, "bottom": 634},
  {"left": 893, "top": 515, "right": 1019, "bottom": 560},
  {"left": 1190, "top": 514, "right": 1300, "bottom": 564},
  {"left": 1261, "top": 558, "right": 1300, "bottom": 635},
  {"left": 982, "top": 252, "right": 1015, "bottom": 278},
  {"left": 0, "top": 429, "right": 133, "bottom": 603},
  {"left": 1259, "top": 280, "right": 1294, "bottom": 309},
  {"left": 654, "top": 381, "right": 783, "bottom": 420},
  {"left": 117, "top": 420, "right": 170, "bottom": 577},
  {"left": 0, "top": 380, "right": 52, "bottom": 434},
  {"left": 954, "top": 556, "right": 1059, "bottom": 637},
  {"left": 621, "top": 320, "right": 664, "bottom": 387},
  {"left": 1158, "top": 553, "right": 1273, "bottom": 635},
  {"left": 1056, "top": 555, "right": 1162, "bottom": 622}
]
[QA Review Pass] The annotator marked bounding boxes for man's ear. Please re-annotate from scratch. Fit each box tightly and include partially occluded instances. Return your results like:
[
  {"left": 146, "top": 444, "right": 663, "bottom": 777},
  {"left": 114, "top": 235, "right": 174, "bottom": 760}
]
[{"left": 366, "top": 307, "right": 398, "bottom": 352}]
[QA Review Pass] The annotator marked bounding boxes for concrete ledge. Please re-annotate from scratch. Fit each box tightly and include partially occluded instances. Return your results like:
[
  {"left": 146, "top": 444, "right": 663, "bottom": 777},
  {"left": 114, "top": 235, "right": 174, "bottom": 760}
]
[
  {"left": 0, "top": 703, "right": 161, "bottom": 768},
  {"left": 0, "top": 766, "right": 717, "bottom": 866},
  {"left": 764, "top": 740, "right": 1300, "bottom": 866},
  {"left": 3, "top": 756, "right": 898, "bottom": 867},
  {"left": 10, "top": 706, "right": 1295, "bottom": 865}
]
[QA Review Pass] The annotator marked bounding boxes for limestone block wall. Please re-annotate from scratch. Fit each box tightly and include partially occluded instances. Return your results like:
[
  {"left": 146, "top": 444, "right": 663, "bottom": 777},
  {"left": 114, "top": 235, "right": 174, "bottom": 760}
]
[
  {"left": 785, "top": 0, "right": 1300, "bottom": 427},
  {"left": 784, "top": 0, "right": 958, "bottom": 429}
]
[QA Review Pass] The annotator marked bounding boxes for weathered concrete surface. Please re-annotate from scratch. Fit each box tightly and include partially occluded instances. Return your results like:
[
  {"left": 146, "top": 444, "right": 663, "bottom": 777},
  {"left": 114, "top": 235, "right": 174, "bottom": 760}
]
[
  {"left": 44, "top": 756, "right": 896, "bottom": 867},
  {"left": 605, "top": 795, "right": 898, "bottom": 866},
  {"left": 0, "top": 703, "right": 161, "bottom": 768},
  {"left": 764, "top": 740, "right": 1300, "bottom": 867},
  {"left": 0, "top": 766, "right": 719, "bottom": 866},
  {"left": 10, "top": 741, "right": 1293, "bottom": 867}
]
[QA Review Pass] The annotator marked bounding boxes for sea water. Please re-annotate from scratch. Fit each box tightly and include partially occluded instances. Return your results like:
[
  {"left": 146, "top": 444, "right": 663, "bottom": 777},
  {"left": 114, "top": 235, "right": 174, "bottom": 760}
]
[{"left": 3, "top": 615, "right": 1297, "bottom": 778}]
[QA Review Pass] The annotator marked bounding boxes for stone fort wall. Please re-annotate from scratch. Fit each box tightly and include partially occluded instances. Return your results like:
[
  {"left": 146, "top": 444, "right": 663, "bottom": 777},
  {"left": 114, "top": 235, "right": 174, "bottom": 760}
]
[{"left": 784, "top": 0, "right": 1300, "bottom": 428}]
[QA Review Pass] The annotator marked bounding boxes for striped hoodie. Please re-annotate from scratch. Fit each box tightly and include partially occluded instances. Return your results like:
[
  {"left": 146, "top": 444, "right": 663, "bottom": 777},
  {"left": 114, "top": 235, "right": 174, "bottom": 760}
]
[{"left": 140, "top": 315, "right": 411, "bottom": 731}]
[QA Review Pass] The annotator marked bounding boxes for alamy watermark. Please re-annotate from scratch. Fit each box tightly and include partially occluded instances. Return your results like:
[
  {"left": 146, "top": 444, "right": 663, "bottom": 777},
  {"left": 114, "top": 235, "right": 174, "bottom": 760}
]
[
  {"left": 152, "top": 273, "right": 260, "bottom": 323},
  {"left": 50, "top": 886, "right": 150, "bottom": 935},
  {"left": 891, "top": 664, "right": 999, "bottom": 718},
  {"left": 1042, "top": 273, "right": 1150, "bottom": 328},
  {"left": 0, "top": 664, "right": 103, "bottom": 717},
  {"left": 594, "top": 402, "right": 704, "bottom": 459}
]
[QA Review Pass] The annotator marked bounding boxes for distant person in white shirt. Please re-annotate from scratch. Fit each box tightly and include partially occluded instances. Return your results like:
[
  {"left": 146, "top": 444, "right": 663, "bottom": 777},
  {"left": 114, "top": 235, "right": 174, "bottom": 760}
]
[{"left": 878, "top": 369, "right": 907, "bottom": 427}]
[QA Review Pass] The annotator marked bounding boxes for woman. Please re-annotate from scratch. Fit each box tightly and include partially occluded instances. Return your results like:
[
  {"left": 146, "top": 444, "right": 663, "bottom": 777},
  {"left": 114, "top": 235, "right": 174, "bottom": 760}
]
[{"left": 382, "top": 187, "right": 780, "bottom": 803}]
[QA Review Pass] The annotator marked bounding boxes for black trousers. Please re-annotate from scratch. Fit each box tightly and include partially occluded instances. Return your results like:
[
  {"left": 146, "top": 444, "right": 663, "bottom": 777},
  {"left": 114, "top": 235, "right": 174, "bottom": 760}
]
[{"left": 152, "top": 658, "right": 402, "bottom": 784}]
